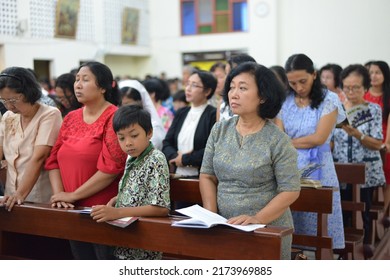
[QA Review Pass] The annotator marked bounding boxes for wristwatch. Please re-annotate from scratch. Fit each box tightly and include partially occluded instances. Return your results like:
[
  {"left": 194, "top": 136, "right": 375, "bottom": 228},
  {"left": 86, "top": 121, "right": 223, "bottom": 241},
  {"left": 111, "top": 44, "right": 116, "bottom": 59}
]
[{"left": 360, "top": 134, "right": 366, "bottom": 141}]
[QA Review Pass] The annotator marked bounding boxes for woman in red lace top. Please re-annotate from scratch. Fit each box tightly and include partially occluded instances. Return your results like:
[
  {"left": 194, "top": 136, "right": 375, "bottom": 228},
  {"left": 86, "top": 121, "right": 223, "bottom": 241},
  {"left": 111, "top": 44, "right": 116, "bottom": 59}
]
[{"left": 45, "top": 61, "right": 127, "bottom": 259}]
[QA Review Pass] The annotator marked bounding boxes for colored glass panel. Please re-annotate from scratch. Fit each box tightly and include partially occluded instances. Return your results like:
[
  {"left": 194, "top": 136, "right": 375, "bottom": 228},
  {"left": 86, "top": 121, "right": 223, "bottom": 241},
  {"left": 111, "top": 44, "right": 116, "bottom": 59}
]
[
  {"left": 199, "top": 25, "right": 212, "bottom": 33},
  {"left": 182, "top": 2, "right": 196, "bottom": 35},
  {"left": 199, "top": 0, "right": 212, "bottom": 24},
  {"left": 216, "top": 0, "right": 228, "bottom": 11},
  {"left": 216, "top": 14, "right": 229, "bottom": 32},
  {"left": 233, "top": 2, "right": 248, "bottom": 31}
]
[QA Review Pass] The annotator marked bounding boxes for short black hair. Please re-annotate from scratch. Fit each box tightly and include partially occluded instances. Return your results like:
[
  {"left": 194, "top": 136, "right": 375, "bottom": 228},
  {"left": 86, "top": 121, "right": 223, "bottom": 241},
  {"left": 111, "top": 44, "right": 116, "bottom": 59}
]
[
  {"left": 191, "top": 70, "right": 217, "bottom": 100},
  {"left": 113, "top": 104, "right": 153, "bottom": 134},
  {"left": 340, "top": 64, "right": 370, "bottom": 90},
  {"left": 228, "top": 54, "right": 256, "bottom": 69},
  {"left": 120, "top": 86, "right": 142, "bottom": 101},
  {"left": 223, "top": 62, "right": 286, "bottom": 119},
  {"left": 319, "top": 63, "right": 343, "bottom": 88},
  {"left": 172, "top": 89, "right": 188, "bottom": 103},
  {"left": 0, "top": 67, "right": 42, "bottom": 104}
]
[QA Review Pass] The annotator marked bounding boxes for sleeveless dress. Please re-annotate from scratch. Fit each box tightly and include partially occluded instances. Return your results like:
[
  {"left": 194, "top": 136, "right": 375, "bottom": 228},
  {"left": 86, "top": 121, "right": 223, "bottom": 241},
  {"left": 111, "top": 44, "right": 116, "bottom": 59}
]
[{"left": 277, "top": 90, "right": 346, "bottom": 249}]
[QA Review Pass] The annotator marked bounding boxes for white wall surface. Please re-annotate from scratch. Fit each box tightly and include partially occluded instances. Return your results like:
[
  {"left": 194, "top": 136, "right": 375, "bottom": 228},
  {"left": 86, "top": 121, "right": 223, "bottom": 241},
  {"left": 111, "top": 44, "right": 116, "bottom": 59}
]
[
  {"left": 278, "top": 0, "right": 390, "bottom": 68},
  {"left": 1, "top": 0, "right": 390, "bottom": 78},
  {"left": 150, "top": 0, "right": 390, "bottom": 77}
]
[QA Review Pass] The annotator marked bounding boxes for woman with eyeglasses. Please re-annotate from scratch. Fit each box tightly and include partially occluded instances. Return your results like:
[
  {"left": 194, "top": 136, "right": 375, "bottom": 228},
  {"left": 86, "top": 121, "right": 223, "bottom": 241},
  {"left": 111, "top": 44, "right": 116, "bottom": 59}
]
[
  {"left": 162, "top": 70, "right": 217, "bottom": 177},
  {"left": 274, "top": 53, "right": 346, "bottom": 252},
  {"left": 332, "top": 64, "right": 385, "bottom": 257},
  {"left": 0, "top": 67, "right": 62, "bottom": 211}
]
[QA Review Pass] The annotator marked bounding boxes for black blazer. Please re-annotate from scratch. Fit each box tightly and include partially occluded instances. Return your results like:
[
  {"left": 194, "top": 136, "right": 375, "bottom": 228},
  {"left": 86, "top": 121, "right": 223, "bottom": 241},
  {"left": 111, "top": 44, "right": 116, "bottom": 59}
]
[{"left": 162, "top": 105, "right": 216, "bottom": 170}]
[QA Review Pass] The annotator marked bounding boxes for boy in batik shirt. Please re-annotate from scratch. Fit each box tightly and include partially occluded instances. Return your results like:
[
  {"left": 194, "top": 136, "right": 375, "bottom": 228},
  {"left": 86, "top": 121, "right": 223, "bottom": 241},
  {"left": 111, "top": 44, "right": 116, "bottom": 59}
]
[{"left": 91, "top": 105, "right": 170, "bottom": 260}]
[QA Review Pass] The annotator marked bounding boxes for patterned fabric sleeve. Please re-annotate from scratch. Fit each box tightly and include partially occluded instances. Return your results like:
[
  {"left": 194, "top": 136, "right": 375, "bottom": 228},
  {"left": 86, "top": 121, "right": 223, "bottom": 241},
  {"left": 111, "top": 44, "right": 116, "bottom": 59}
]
[
  {"left": 200, "top": 121, "right": 221, "bottom": 176},
  {"left": 272, "top": 131, "right": 301, "bottom": 193},
  {"left": 368, "top": 103, "right": 384, "bottom": 140},
  {"left": 321, "top": 90, "right": 346, "bottom": 124},
  {"left": 97, "top": 112, "right": 127, "bottom": 174},
  {"left": 146, "top": 151, "right": 170, "bottom": 209}
]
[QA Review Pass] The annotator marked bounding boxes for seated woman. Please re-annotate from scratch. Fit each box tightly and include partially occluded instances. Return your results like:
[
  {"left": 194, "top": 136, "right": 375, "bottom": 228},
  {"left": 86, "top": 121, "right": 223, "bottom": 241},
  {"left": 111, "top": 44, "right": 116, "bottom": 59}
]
[
  {"left": 332, "top": 64, "right": 385, "bottom": 252},
  {"left": 0, "top": 67, "right": 62, "bottom": 211},
  {"left": 163, "top": 70, "right": 217, "bottom": 177},
  {"left": 54, "top": 73, "right": 82, "bottom": 117},
  {"left": 199, "top": 62, "right": 300, "bottom": 260}
]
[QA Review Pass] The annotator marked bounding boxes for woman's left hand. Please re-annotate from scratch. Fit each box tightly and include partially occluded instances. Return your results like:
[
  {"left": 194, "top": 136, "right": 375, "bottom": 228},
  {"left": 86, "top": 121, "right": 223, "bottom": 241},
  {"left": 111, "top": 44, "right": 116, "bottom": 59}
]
[
  {"left": 169, "top": 152, "right": 184, "bottom": 167},
  {"left": 342, "top": 125, "right": 359, "bottom": 138},
  {"left": 227, "top": 215, "right": 262, "bottom": 226}
]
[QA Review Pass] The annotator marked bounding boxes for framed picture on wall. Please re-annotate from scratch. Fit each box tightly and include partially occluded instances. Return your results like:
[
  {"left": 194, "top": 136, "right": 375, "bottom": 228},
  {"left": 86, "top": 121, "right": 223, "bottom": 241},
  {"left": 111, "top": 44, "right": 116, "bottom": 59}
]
[
  {"left": 55, "top": 0, "right": 80, "bottom": 39},
  {"left": 122, "top": 7, "right": 139, "bottom": 45}
]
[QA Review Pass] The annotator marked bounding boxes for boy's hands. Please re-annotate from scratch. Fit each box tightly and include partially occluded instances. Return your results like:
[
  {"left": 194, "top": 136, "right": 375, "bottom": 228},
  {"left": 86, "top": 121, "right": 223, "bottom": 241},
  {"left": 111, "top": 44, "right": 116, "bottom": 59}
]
[{"left": 91, "top": 205, "right": 117, "bottom": 222}]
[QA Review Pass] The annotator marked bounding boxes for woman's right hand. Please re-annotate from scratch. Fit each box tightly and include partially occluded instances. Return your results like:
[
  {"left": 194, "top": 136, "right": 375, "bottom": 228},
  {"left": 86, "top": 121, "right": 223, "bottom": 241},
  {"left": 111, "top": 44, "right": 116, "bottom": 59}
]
[{"left": 51, "top": 191, "right": 76, "bottom": 208}]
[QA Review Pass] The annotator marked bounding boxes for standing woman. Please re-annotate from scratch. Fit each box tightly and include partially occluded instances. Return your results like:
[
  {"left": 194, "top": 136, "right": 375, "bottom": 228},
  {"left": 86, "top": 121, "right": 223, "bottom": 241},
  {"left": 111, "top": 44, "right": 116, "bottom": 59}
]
[
  {"left": 163, "top": 70, "right": 217, "bottom": 177},
  {"left": 332, "top": 64, "right": 385, "bottom": 250},
  {"left": 364, "top": 61, "right": 390, "bottom": 226},
  {"left": 275, "top": 54, "right": 346, "bottom": 250},
  {"left": 45, "top": 61, "right": 127, "bottom": 259},
  {"left": 319, "top": 63, "right": 346, "bottom": 103},
  {"left": 200, "top": 62, "right": 300, "bottom": 259},
  {"left": 0, "top": 67, "right": 62, "bottom": 210}
]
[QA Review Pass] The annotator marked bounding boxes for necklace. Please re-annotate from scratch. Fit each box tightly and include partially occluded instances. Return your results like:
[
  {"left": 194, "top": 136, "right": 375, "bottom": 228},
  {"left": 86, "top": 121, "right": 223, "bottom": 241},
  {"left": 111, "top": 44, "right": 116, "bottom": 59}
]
[{"left": 295, "top": 95, "right": 309, "bottom": 107}]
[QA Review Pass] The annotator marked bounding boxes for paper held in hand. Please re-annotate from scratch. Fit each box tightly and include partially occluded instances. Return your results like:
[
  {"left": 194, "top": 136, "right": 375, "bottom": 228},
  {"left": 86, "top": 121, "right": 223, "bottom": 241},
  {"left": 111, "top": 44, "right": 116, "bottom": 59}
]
[
  {"left": 299, "top": 163, "right": 323, "bottom": 188},
  {"left": 67, "top": 207, "right": 138, "bottom": 228},
  {"left": 336, "top": 103, "right": 373, "bottom": 128},
  {"left": 172, "top": 204, "right": 266, "bottom": 232}
]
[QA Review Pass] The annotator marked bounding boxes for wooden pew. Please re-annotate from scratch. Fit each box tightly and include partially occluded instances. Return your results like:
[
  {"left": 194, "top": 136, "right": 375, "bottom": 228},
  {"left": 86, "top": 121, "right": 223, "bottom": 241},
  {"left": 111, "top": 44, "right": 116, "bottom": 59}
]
[
  {"left": 0, "top": 203, "right": 292, "bottom": 260},
  {"left": 289, "top": 186, "right": 334, "bottom": 260},
  {"left": 334, "top": 162, "right": 366, "bottom": 260},
  {"left": 170, "top": 178, "right": 334, "bottom": 260}
]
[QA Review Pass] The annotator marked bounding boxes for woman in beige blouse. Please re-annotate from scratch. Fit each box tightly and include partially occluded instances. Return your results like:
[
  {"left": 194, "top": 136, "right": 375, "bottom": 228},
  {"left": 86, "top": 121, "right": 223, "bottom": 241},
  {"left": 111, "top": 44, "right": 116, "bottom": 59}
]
[{"left": 0, "top": 67, "right": 62, "bottom": 211}]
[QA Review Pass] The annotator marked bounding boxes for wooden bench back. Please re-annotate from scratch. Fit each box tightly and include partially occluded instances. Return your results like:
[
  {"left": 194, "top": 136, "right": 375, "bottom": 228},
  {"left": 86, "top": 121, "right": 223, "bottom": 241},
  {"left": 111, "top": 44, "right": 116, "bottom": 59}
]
[
  {"left": 334, "top": 162, "right": 366, "bottom": 227},
  {"left": 169, "top": 177, "right": 334, "bottom": 259},
  {"left": 333, "top": 162, "right": 366, "bottom": 259}
]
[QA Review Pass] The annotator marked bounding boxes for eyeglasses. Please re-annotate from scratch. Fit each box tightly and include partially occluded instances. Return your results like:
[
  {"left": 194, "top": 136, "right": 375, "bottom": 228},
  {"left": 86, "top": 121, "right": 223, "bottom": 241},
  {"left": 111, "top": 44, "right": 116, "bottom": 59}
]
[
  {"left": 185, "top": 83, "right": 204, "bottom": 90},
  {"left": 0, "top": 95, "right": 23, "bottom": 106},
  {"left": 342, "top": 85, "right": 363, "bottom": 93}
]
